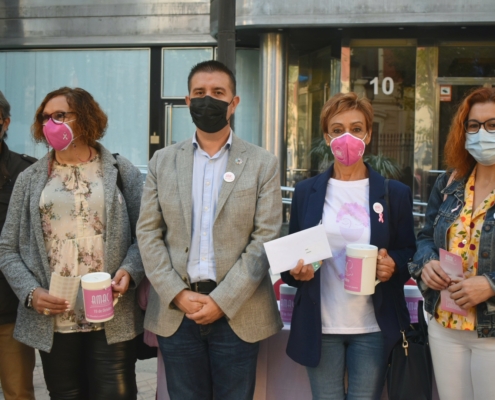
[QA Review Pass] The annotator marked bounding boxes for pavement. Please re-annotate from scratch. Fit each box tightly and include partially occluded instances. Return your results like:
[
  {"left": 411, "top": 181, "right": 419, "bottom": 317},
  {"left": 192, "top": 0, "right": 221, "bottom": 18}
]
[
  {"left": 0, "top": 351, "right": 159, "bottom": 400},
  {"left": 0, "top": 272, "right": 285, "bottom": 400}
]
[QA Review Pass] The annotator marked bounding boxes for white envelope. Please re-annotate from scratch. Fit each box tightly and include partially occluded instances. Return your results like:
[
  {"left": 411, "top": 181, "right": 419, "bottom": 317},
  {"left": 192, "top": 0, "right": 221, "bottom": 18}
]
[
  {"left": 264, "top": 224, "right": 333, "bottom": 274},
  {"left": 49, "top": 272, "right": 81, "bottom": 310}
]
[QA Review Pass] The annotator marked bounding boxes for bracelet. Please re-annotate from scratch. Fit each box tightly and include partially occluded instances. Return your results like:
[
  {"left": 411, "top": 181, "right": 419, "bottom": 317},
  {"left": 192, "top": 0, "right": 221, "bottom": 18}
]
[{"left": 26, "top": 287, "right": 37, "bottom": 309}]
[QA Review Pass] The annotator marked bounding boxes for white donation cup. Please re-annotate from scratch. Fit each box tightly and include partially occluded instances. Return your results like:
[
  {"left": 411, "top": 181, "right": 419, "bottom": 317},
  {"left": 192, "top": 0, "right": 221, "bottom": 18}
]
[
  {"left": 81, "top": 272, "right": 118, "bottom": 323},
  {"left": 344, "top": 244, "right": 380, "bottom": 295}
]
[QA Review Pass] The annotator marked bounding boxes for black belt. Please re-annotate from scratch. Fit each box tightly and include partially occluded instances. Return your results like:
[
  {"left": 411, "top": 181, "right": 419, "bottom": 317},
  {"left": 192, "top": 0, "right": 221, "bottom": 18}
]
[{"left": 190, "top": 280, "right": 217, "bottom": 294}]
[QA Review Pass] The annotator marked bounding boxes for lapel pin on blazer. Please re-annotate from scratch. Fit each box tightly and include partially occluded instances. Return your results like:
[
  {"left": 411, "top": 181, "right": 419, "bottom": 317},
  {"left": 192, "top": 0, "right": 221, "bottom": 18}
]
[
  {"left": 223, "top": 172, "right": 235, "bottom": 183},
  {"left": 235, "top": 158, "right": 242, "bottom": 165},
  {"left": 373, "top": 202, "right": 384, "bottom": 223}
]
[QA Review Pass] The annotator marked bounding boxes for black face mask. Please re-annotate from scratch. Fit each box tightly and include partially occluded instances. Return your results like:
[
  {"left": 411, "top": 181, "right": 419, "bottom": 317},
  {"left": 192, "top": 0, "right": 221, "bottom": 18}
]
[{"left": 189, "top": 96, "right": 232, "bottom": 134}]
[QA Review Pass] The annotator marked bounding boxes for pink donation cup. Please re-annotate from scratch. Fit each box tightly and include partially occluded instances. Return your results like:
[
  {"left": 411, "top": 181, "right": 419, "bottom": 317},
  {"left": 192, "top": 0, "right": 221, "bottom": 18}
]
[
  {"left": 280, "top": 284, "right": 297, "bottom": 324},
  {"left": 404, "top": 284, "right": 422, "bottom": 323},
  {"left": 81, "top": 272, "right": 118, "bottom": 323}
]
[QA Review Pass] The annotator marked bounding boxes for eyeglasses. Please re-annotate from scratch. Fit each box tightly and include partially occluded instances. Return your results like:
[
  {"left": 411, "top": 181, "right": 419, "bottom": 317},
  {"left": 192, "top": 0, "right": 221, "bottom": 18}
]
[
  {"left": 464, "top": 118, "right": 495, "bottom": 134},
  {"left": 39, "top": 111, "right": 77, "bottom": 125}
]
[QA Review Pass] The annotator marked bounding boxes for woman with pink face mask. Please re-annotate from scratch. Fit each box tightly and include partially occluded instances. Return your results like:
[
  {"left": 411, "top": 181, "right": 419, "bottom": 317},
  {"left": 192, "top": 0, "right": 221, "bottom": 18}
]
[
  {"left": 281, "top": 92, "right": 416, "bottom": 400},
  {"left": 0, "top": 87, "right": 144, "bottom": 399}
]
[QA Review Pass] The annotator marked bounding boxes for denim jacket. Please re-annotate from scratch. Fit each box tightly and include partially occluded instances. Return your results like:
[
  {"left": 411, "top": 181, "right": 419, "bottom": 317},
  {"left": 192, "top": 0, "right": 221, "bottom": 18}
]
[{"left": 409, "top": 171, "right": 495, "bottom": 338}]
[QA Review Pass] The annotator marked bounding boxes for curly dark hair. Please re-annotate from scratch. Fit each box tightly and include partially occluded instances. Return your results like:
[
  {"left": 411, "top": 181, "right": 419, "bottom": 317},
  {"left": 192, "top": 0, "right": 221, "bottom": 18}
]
[{"left": 32, "top": 87, "right": 108, "bottom": 147}]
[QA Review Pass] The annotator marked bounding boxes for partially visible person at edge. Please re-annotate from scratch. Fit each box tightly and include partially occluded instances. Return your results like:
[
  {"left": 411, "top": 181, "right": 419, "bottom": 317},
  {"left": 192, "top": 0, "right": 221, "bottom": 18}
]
[
  {"left": 410, "top": 86, "right": 495, "bottom": 400},
  {"left": 0, "top": 91, "right": 36, "bottom": 400},
  {"left": 137, "top": 60, "right": 283, "bottom": 400},
  {"left": 282, "top": 92, "right": 416, "bottom": 400},
  {"left": 0, "top": 87, "right": 144, "bottom": 399}
]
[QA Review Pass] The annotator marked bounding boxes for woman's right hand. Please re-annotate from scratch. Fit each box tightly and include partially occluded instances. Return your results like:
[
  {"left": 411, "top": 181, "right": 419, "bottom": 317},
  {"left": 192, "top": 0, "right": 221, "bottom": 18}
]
[
  {"left": 420, "top": 260, "right": 451, "bottom": 290},
  {"left": 289, "top": 259, "right": 315, "bottom": 281},
  {"left": 32, "top": 288, "right": 69, "bottom": 316}
]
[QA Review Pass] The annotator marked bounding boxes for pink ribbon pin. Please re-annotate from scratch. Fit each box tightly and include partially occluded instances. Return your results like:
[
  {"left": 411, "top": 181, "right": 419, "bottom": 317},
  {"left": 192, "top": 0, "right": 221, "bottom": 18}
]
[{"left": 373, "top": 203, "right": 385, "bottom": 224}]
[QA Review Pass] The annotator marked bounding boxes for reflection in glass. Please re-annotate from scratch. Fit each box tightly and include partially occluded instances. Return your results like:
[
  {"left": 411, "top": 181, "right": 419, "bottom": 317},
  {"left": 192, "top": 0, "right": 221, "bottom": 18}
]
[
  {"left": 414, "top": 47, "right": 438, "bottom": 204},
  {"left": 235, "top": 49, "right": 260, "bottom": 145},
  {"left": 286, "top": 60, "right": 299, "bottom": 184},
  {"left": 350, "top": 47, "right": 416, "bottom": 191},
  {"left": 439, "top": 46, "right": 495, "bottom": 78},
  {"left": 165, "top": 105, "right": 196, "bottom": 146},
  {"left": 286, "top": 47, "right": 340, "bottom": 186},
  {"left": 0, "top": 49, "right": 150, "bottom": 165},
  {"left": 163, "top": 48, "right": 213, "bottom": 97}
]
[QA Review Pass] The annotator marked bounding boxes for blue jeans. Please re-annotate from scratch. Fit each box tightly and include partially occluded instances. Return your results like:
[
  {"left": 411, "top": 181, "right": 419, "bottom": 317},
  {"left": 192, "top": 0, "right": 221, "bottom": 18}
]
[
  {"left": 157, "top": 317, "right": 259, "bottom": 400},
  {"left": 306, "top": 332, "right": 387, "bottom": 400}
]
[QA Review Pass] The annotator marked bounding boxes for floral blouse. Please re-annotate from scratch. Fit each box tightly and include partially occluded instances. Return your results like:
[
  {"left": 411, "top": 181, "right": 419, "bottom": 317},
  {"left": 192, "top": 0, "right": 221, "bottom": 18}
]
[
  {"left": 40, "top": 155, "right": 106, "bottom": 333},
  {"left": 435, "top": 167, "right": 495, "bottom": 330}
]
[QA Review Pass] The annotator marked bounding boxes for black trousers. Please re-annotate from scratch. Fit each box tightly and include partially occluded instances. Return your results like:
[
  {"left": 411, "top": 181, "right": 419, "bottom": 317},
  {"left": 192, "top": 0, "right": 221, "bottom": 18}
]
[{"left": 39, "top": 330, "right": 137, "bottom": 400}]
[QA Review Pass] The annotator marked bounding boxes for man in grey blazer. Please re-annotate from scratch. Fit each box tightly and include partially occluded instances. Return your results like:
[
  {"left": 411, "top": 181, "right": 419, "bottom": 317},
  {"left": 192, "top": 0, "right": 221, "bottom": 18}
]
[{"left": 137, "top": 60, "right": 283, "bottom": 399}]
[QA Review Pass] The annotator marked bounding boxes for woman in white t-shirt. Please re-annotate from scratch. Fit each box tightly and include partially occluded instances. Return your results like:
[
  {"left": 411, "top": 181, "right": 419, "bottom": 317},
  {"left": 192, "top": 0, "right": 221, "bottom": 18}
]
[{"left": 281, "top": 92, "right": 416, "bottom": 400}]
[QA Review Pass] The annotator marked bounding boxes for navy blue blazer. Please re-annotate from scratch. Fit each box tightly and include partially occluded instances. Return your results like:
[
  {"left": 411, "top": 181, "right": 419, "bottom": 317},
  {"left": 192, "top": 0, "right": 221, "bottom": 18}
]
[{"left": 281, "top": 163, "right": 416, "bottom": 367}]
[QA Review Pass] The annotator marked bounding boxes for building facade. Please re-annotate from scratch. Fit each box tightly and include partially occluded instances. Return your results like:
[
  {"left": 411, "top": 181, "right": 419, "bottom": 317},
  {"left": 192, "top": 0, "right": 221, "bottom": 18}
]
[{"left": 1, "top": 0, "right": 495, "bottom": 207}]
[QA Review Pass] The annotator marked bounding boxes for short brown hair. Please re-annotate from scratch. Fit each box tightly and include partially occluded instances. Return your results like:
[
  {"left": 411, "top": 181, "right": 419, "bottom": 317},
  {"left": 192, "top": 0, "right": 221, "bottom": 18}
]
[
  {"left": 444, "top": 86, "right": 495, "bottom": 178},
  {"left": 320, "top": 92, "right": 374, "bottom": 134},
  {"left": 187, "top": 60, "right": 236, "bottom": 95},
  {"left": 32, "top": 87, "right": 108, "bottom": 147}
]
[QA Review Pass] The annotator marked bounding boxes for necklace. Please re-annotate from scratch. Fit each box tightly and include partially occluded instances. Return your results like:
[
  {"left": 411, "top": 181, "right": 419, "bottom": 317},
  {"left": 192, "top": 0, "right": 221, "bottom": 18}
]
[{"left": 54, "top": 146, "right": 93, "bottom": 166}]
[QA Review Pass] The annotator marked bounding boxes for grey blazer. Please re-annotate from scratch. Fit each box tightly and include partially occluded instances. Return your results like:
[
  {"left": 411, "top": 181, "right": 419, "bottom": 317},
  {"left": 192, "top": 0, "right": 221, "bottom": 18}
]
[
  {"left": 137, "top": 134, "right": 283, "bottom": 343},
  {"left": 0, "top": 144, "right": 144, "bottom": 352}
]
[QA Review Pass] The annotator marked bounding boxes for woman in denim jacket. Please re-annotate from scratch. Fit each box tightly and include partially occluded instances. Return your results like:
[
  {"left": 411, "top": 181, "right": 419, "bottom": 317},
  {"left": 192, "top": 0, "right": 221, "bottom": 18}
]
[{"left": 410, "top": 87, "right": 495, "bottom": 400}]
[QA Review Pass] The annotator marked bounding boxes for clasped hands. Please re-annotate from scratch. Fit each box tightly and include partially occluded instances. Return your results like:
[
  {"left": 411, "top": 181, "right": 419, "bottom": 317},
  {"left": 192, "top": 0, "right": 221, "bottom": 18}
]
[
  {"left": 173, "top": 290, "right": 224, "bottom": 325},
  {"left": 289, "top": 248, "right": 396, "bottom": 282},
  {"left": 421, "top": 260, "right": 495, "bottom": 309}
]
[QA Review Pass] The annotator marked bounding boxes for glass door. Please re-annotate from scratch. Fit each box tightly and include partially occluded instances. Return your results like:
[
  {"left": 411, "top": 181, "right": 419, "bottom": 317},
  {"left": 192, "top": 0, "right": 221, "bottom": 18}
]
[
  {"left": 346, "top": 42, "right": 417, "bottom": 191},
  {"left": 288, "top": 46, "right": 340, "bottom": 185},
  {"left": 164, "top": 104, "right": 196, "bottom": 146}
]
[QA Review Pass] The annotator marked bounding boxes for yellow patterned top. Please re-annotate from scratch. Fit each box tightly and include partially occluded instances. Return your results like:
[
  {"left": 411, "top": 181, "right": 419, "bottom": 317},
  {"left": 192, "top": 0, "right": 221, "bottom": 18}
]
[{"left": 435, "top": 167, "right": 495, "bottom": 330}]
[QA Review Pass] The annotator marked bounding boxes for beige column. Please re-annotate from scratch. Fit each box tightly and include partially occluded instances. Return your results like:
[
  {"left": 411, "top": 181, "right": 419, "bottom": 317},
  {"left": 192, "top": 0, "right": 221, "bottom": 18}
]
[{"left": 260, "top": 32, "right": 287, "bottom": 184}]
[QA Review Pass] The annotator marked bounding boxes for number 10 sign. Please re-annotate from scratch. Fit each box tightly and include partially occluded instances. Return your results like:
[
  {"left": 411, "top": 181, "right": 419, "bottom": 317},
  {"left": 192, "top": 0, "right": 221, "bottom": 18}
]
[{"left": 370, "top": 77, "right": 394, "bottom": 95}]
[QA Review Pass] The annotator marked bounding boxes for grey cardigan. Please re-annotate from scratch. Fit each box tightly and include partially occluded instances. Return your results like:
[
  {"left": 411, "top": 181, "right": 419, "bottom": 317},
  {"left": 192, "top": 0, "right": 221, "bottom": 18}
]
[{"left": 0, "top": 144, "right": 144, "bottom": 352}]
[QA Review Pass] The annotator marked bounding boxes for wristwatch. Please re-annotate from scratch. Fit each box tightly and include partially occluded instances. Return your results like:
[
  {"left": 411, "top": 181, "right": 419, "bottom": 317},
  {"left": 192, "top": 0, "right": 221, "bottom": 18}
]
[{"left": 26, "top": 287, "right": 37, "bottom": 308}]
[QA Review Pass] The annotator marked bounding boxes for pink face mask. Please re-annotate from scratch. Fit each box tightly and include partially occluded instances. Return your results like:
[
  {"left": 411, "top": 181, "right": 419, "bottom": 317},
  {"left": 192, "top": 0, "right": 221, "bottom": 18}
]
[
  {"left": 43, "top": 119, "right": 76, "bottom": 151},
  {"left": 329, "top": 132, "right": 367, "bottom": 166}
]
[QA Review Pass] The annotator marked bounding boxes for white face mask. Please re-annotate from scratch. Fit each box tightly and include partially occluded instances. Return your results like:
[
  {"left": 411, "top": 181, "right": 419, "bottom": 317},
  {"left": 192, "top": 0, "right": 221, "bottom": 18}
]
[{"left": 465, "top": 128, "right": 495, "bottom": 166}]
